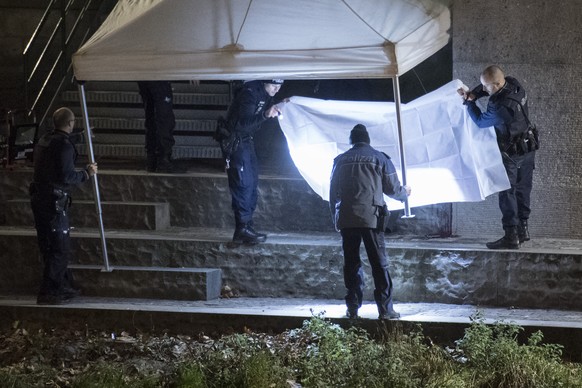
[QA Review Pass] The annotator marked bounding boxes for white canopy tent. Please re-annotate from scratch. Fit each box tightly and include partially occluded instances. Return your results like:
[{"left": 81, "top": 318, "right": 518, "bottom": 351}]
[
  {"left": 73, "top": 0, "right": 451, "bottom": 80},
  {"left": 72, "top": 0, "right": 452, "bottom": 269}
]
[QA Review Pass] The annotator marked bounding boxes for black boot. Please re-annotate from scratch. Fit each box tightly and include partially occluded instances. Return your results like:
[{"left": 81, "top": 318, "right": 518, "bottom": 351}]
[
  {"left": 517, "top": 219, "right": 530, "bottom": 243},
  {"left": 146, "top": 153, "right": 157, "bottom": 172},
  {"left": 247, "top": 221, "right": 267, "bottom": 242},
  {"left": 233, "top": 224, "right": 265, "bottom": 244},
  {"left": 156, "top": 155, "right": 185, "bottom": 173},
  {"left": 486, "top": 227, "right": 519, "bottom": 250}
]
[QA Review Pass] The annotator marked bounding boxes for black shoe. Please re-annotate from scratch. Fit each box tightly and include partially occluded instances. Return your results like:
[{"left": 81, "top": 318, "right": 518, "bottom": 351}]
[
  {"left": 36, "top": 294, "right": 72, "bottom": 305},
  {"left": 146, "top": 155, "right": 157, "bottom": 172},
  {"left": 517, "top": 220, "right": 530, "bottom": 243},
  {"left": 61, "top": 286, "right": 81, "bottom": 298},
  {"left": 233, "top": 226, "right": 261, "bottom": 245},
  {"left": 156, "top": 158, "right": 185, "bottom": 173},
  {"left": 346, "top": 309, "right": 358, "bottom": 319},
  {"left": 379, "top": 310, "right": 400, "bottom": 320},
  {"left": 246, "top": 224, "right": 267, "bottom": 242},
  {"left": 486, "top": 235, "right": 519, "bottom": 249}
]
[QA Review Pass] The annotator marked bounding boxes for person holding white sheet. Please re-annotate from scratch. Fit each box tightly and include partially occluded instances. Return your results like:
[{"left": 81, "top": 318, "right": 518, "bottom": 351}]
[
  {"left": 459, "top": 65, "right": 537, "bottom": 249},
  {"left": 224, "top": 79, "right": 284, "bottom": 245}
]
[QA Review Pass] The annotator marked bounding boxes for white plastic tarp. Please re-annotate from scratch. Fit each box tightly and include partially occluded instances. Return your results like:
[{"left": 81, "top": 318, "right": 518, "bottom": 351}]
[
  {"left": 72, "top": 0, "right": 451, "bottom": 81},
  {"left": 278, "top": 80, "right": 510, "bottom": 209}
]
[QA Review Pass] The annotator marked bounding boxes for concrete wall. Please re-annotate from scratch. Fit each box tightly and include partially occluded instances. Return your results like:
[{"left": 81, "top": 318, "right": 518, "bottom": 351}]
[{"left": 451, "top": 0, "right": 582, "bottom": 239}]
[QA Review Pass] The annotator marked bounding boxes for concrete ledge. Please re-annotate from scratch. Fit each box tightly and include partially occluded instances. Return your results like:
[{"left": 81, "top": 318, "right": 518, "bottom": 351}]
[
  {"left": 68, "top": 264, "right": 221, "bottom": 301},
  {"left": 0, "top": 199, "right": 170, "bottom": 230},
  {"left": 1, "top": 297, "right": 581, "bottom": 361},
  {"left": 2, "top": 228, "right": 582, "bottom": 310}
]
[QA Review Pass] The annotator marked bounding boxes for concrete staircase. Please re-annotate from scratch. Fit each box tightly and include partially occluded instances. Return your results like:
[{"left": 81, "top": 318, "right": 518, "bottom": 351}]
[
  {"left": 63, "top": 81, "right": 230, "bottom": 160},
  {"left": 2, "top": 166, "right": 582, "bottom": 311}
]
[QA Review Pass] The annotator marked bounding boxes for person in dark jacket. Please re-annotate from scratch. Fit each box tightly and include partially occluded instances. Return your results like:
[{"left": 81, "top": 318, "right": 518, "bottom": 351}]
[
  {"left": 137, "top": 81, "right": 179, "bottom": 173},
  {"left": 225, "top": 79, "right": 283, "bottom": 244},
  {"left": 329, "top": 124, "right": 411, "bottom": 320},
  {"left": 30, "top": 107, "right": 97, "bottom": 305},
  {"left": 458, "top": 65, "right": 536, "bottom": 249}
]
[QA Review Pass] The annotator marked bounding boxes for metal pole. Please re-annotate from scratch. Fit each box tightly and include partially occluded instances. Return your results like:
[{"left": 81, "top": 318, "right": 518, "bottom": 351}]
[
  {"left": 77, "top": 81, "right": 112, "bottom": 271},
  {"left": 392, "top": 76, "right": 414, "bottom": 219}
]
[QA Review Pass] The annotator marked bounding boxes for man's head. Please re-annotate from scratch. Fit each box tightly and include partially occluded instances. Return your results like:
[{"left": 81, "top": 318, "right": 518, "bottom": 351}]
[
  {"left": 263, "top": 79, "right": 284, "bottom": 97},
  {"left": 52, "top": 107, "right": 75, "bottom": 133},
  {"left": 349, "top": 124, "right": 370, "bottom": 145},
  {"left": 480, "top": 65, "right": 506, "bottom": 95}
]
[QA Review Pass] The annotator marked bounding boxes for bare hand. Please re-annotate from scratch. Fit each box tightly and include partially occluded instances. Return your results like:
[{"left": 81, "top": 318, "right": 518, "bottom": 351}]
[
  {"left": 403, "top": 185, "right": 411, "bottom": 196},
  {"left": 264, "top": 105, "right": 282, "bottom": 118},
  {"left": 87, "top": 163, "right": 98, "bottom": 176},
  {"left": 457, "top": 87, "right": 474, "bottom": 102}
]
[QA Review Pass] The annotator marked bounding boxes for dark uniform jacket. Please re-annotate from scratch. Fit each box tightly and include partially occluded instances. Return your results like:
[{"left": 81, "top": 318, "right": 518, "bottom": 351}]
[
  {"left": 466, "top": 76, "right": 529, "bottom": 149},
  {"left": 329, "top": 143, "right": 408, "bottom": 230},
  {"left": 32, "top": 130, "right": 89, "bottom": 193},
  {"left": 226, "top": 81, "right": 273, "bottom": 139}
]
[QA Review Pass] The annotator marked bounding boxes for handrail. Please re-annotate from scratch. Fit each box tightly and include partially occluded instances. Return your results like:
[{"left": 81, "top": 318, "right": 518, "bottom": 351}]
[
  {"left": 22, "top": 0, "right": 59, "bottom": 57},
  {"left": 23, "top": 0, "right": 117, "bottom": 129},
  {"left": 27, "top": 19, "right": 63, "bottom": 84}
]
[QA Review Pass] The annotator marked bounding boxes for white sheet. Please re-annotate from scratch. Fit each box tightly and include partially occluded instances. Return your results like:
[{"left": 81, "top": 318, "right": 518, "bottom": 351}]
[{"left": 277, "top": 80, "right": 510, "bottom": 209}]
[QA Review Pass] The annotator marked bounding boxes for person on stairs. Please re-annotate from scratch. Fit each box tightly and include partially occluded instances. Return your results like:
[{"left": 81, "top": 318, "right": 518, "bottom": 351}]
[
  {"left": 137, "top": 81, "right": 182, "bottom": 173},
  {"left": 458, "top": 65, "right": 536, "bottom": 249},
  {"left": 30, "top": 107, "right": 98, "bottom": 305},
  {"left": 330, "top": 124, "right": 411, "bottom": 320},
  {"left": 224, "top": 79, "right": 284, "bottom": 244}
]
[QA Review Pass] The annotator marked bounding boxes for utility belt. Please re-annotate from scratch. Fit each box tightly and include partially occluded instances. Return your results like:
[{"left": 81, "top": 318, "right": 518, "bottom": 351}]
[
  {"left": 29, "top": 182, "right": 71, "bottom": 212},
  {"left": 499, "top": 126, "right": 539, "bottom": 156}
]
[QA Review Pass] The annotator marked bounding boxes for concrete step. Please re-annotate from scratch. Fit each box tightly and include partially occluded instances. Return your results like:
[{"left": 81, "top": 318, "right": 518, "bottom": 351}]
[
  {"left": 77, "top": 117, "right": 218, "bottom": 132},
  {"left": 62, "top": 90, "right": 231, "bottom": 107},
  {"left": 68, "top": 264, "right": 221, "bottom": 301},
  {"left": 0, "top": 199, "right": 170, "bottom": 230},
  {"left": 0, "top": 167, "right": 446, "bottom": 233},
  {"left": 82, "top": 80, "right": 230, "bottom": 94},
  {"left": 2, "top": 297, "right": 582, "bottom": 360},
  {"left": 89, "top": 133, "right": 217, "bottom": 147},
  {"left": 76, "top": 144, "right": 223, "bottom": 159},
  {"left": 1, "top": 227, "right": 582, "bottom": 311},
  {"left": 69, "top": 106, "right": 227, "bottom": 120}
]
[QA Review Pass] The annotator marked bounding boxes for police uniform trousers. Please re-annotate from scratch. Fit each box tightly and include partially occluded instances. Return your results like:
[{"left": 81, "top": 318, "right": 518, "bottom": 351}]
[
  {"left": 227, "top": 138, "right": 259, "bottom": 227},
  {"left": 31, "top": 195, "right": 74, "bottom": 296},
  {"left": 340, "top": 227, "right": 395, "bottom": 315},
  {"left": 138, "top": 81, "right": 176, "bottom": 159},
  {"left": 499, "top": 150, "right": 535, "bottom": 228}
]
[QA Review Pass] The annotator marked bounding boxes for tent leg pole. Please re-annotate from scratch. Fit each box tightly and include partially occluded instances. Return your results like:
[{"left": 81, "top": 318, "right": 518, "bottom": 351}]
[
  {"left": 392, "top": 76, "right": 414, "bottom": 219},
  {"left": 77, "top": 82, "right": 111, "bottom": 272}
]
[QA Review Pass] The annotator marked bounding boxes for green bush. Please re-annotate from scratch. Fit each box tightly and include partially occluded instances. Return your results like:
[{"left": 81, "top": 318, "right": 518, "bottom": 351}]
[
  {"left": 71, "top": 362, "right": 160, "bottom": 388},
  {"left": 456, "top": 312, "right": 582, "bottom": 388},
  {"left": 176, "top": 363, "right": 206, "bottom": 388}
]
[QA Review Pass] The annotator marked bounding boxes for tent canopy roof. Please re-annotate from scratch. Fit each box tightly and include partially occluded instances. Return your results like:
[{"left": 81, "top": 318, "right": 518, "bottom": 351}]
[{"left": 73, "top": 0, "right": 451, "bottom": 81}]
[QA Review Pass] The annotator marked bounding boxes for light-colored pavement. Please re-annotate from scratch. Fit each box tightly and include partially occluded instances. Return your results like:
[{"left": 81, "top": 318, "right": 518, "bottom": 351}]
[{"left": 2, "top": 295, "right": 581, "bottom": 329}]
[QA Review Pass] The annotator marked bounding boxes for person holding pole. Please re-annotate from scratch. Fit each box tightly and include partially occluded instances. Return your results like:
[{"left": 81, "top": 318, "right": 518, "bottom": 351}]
[{"left": 29, "top": 107, "right": 97, "bottom": 305}]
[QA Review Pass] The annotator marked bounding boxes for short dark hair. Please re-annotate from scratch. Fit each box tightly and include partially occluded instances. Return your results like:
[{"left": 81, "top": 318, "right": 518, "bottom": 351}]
[{"left": 349, "top": 124, "right": 370, "bottom": 144}]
